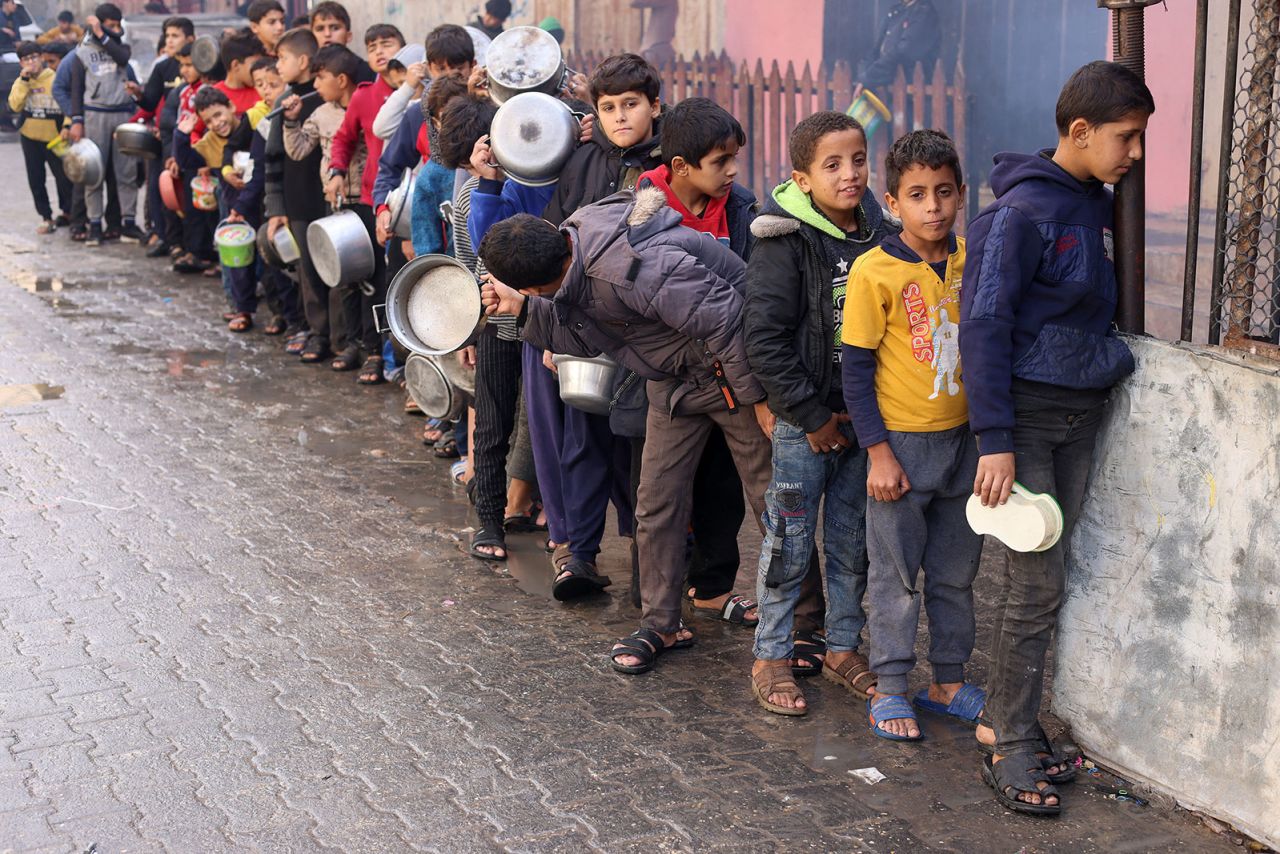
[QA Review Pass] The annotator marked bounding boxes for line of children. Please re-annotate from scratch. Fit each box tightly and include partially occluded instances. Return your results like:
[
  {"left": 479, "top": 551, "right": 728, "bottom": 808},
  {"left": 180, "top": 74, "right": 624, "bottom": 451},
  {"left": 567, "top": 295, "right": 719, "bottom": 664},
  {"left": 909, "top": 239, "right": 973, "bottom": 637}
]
[{"left": 11, "top": 16, "right": 1156, "bottom": 815}]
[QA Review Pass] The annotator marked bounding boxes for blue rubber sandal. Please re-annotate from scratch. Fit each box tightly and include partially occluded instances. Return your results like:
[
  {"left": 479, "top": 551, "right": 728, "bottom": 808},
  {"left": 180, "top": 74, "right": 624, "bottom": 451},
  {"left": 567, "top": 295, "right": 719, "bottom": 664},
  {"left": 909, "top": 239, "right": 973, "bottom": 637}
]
[
  {"left": 912, "top": 683, "right": 987, "bottom": 726},
  {"left": 868, "top": 695, "right": 923, "bottom": 741}
]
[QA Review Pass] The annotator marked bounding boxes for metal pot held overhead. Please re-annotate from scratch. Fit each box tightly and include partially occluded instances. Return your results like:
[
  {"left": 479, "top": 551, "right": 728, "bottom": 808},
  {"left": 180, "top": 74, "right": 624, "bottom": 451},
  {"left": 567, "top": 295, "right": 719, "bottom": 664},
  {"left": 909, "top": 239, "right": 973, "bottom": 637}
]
[
  {"left": 113, "top": 122, "right": 161, "bottom": 160},
  {"left": 386, "top": 167, "right": 416, "bottom": 240},
  {"left": 307, "top": 201, "right": 375, "bottom": 289},
  {"left": 61, "top": 138, "right": 104, "bottom": 188},
  {"left": 191, "top": 34, "right": 222, "bottom": 76},
  {"left": 484, "top": 26, "right": 565, "bottom": 104},
  {"left": 376, "top": 254, "right": 483, "bottom": 356},
  {"left": 488, "top": 92, "right": 580, "bottom": 188}
]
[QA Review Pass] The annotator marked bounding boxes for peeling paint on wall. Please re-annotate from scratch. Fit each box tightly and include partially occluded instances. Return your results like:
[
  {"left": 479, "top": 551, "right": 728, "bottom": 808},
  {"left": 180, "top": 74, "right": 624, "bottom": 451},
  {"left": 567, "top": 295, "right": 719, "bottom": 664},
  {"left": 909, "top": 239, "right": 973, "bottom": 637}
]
[{"left": 1055, "top": 336, "right": 1280, "bottom": 850}]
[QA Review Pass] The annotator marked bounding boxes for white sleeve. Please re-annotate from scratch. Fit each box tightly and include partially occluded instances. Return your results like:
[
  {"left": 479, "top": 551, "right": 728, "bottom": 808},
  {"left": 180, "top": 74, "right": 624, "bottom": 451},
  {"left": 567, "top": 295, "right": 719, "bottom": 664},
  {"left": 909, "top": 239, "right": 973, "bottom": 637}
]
[{"left": 372, "top": 83, "right": 417, "bottom": 141}]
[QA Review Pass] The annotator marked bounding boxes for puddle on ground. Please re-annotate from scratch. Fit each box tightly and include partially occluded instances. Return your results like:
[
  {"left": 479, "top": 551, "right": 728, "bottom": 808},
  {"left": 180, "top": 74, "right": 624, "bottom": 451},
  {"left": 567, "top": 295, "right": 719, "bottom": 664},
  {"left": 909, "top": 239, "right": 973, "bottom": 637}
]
[
  {"left": 163, "top": 350, "right": 226, "bottom": 376},
  {"left": 10, "top": 271, "right": 112, "bottom": 294},
  {"left": 0, "top": 383, "right": 64, "bottom": 409}
]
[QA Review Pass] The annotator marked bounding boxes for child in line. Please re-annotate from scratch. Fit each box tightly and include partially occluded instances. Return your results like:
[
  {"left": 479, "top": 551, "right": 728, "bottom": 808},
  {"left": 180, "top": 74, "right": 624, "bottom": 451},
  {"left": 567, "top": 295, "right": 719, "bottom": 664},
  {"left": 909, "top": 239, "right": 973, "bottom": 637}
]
[
  {"left": 169, "top": 44, "right": 223, "bottom": 275},
  {"left": 308, "top": 1, "right": 375, "bottom": 83},
  {"left": 247, "top": 0, "right": 287, "bottom": 56},
  {"left": 9, "top": 42, "right": 71, "bottom": 234},
  {"left": 135, "top": 16, "right": 193, "bottom": 255},
  {"left": 842, "top": 129, "right": 982, "bottom": 743},
  {"left": 745, "top": 111, "right": 895, "bottom": 716},
  {"left": 282, "top": 43, "right": 364, "bottom": 370},
  {"left": 408, "top": 72, "right": 467, "bottom": 257},
  {"left": 960, "top": 61, "right": 1153, "bottom": 816},
  {"left": 214, "top": 29, "right": 266, "bottom": 116}
]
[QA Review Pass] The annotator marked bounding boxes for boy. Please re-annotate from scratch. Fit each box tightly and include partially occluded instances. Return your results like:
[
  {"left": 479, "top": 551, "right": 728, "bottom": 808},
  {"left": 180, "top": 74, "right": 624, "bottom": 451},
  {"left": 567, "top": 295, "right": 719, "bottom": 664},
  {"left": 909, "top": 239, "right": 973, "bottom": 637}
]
[
  {"left": 309, "top": 1, "right": 375, "bottom": 83},
  {"left": 264, "top": 27, "right": 331, "bottom": 362},
  {"left": 8, "top": 42, "right": 71, "bottom": 233},
  {"left": 247, "top": 0, "right": 286, "bottom": 56},
  {"left": 371, "top": 42, "right": 425, "bottom": 142},
  {"left": 841, "top": 129, "right": 982, "bottom": 742},
  {"left": 283, "top": 44, "right": 366, "bottom": 370},
  {"left": 67, "top": 3, "right": 142, "bottom": 246},
  {"left": 215, "top": 29, "right": 266, "bottom": 116},
  {"left": 169, "top": 44, "right": 220, "bottom": 274},
  {"left": 478, "top": 197, "right": 773, "bottom": 674},
  {"left": 961, "top": 61, "right": 1152, "bottom": 816},
  {"left": 37, "top": 10, "right": 82, "bottom": 45},
  {"left": 744, "top": 111, "right": 894, "bottom": 716},
  {"left": 136, "top": 16, "right": 194, "bottom": 255}
]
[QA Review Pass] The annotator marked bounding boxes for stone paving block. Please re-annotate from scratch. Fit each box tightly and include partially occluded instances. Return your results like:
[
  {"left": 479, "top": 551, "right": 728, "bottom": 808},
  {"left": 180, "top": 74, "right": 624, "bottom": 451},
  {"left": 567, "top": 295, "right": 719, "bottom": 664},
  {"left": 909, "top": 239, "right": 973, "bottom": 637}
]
[{"left": 0, "top": 804, "right": 67, "bottom": 852}]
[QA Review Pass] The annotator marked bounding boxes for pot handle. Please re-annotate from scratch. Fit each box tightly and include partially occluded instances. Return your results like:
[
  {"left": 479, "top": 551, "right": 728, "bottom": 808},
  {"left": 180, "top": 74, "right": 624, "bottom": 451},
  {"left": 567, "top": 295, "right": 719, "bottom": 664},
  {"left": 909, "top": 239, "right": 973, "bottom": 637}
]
[
  {"left": 372, "top": 302, "right": 389, "bottom": 334},
  {"left": 358, "top": 280, "right": 375, "bottom": 297}
]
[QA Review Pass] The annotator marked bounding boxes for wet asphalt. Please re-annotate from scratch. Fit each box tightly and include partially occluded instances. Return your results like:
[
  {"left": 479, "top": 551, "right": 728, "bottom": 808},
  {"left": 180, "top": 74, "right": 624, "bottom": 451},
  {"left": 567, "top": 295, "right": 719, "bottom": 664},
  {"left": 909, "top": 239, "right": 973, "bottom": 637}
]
[{"left": 0, "top": 138, "right": 1244, "bottom": 852}]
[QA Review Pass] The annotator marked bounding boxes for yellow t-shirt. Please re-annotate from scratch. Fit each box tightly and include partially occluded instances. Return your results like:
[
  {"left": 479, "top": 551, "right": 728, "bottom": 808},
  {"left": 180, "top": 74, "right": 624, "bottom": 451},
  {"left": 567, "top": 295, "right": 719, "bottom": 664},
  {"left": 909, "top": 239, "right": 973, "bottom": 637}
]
[{"left": 841, "top": 236, "right": 968, "bottom": 432}]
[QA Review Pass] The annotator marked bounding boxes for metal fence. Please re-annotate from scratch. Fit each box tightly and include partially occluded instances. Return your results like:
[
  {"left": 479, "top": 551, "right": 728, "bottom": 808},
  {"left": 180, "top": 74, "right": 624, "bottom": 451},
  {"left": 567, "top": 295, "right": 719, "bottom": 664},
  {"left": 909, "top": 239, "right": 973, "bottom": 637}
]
[{"left": 1212, "top": 0, "right": 1280, "bottom": 352}]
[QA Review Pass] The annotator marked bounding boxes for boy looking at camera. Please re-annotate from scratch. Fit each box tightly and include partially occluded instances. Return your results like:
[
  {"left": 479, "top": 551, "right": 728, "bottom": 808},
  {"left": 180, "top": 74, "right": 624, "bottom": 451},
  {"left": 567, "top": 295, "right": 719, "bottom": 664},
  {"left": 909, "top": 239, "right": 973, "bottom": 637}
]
[
  {"left": 842, "top": 129, "right": 983, "bottom": 743},
  {"left": 247, "top": 0, "right": 287, "bottom": 56},
  {"left": 960, "top": 60, "right": 1153, "bottom": 816},
  {"left": 9, "top": 42, "right": 71, "bottom": 233}
]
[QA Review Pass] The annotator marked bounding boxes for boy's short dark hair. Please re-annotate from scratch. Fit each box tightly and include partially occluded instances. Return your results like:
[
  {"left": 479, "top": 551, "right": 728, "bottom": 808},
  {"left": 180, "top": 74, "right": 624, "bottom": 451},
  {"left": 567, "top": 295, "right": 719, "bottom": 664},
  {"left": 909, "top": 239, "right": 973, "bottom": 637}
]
[
  {"left": 661, "top": 97, "right": 744, "bottom": 169},
  {"left": 480, "top": 214, "right": 572, "bottom": 290},
  {"left": 424, "top": 73, "right": 468, "bottom": 121},
  {"left": 41, "top": 41, "right": 69, "bottom": 58},
  {"left": 588, "top": 53, "right": 660, "bottom": 104},
  {"left": 221, "top": 29, "right": 265, "bottom": 69},
  {"left": 291, "top": 14, "right": 309, "bottom": 27},
  {"left": 789, "top": 111, "right": 864, "bottom": 173},
  {"left": 486, "top": 0, "right": 512, "bottom": 20},
  {"left": 424, "top": 24, "right": 474, "bottom": 67},
  {"left": 57, "top": 10, "right": 74, "bottom": 23},
  {"left": 246, "top": 0, "right": 284, "bottom": 23},
  {"left": 176, "top": 43, "right": 193, "bottom": 58},
  {"left": 276, "top": 27, "right": 319, "bottom": 59},
  {"left": 1055, "top": 60, "right": 1156, "bottom": 135},
  {"left": 163, "top": 16, "right": 195, "bottom": 38},
  {"left": 16, "top": 42, "right": 41, "bottom": 59},
  {"left": 250, "top": 56, "right": 277, "bottom": 75},
  {"left": 884, "top": 129, "right": 962, "bottom": 196},
  {"left": 193, "top": 85, "right": 232, "bottom": 112},
  {"left": 94, "top": 4, "right": 122, "bottom": 23},
  {"left": 364, "top": 23, "right": 405, "bottom": 47},
  {"left": 309, "top": 1, "right": 350, "bottom": 29},
  {"left": 312, "top": 44, "right": 361, "bottom": 83},
  {"left": 435, "top": 94, "right": 498, "bottom": 170}
]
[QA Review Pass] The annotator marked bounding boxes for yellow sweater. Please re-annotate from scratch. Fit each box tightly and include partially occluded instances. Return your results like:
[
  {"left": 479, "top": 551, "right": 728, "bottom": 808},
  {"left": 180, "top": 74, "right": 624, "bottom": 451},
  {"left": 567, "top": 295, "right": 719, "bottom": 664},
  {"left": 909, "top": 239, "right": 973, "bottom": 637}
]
[{"left": 7, "top": 68, "right": 64, "bottom": 142}]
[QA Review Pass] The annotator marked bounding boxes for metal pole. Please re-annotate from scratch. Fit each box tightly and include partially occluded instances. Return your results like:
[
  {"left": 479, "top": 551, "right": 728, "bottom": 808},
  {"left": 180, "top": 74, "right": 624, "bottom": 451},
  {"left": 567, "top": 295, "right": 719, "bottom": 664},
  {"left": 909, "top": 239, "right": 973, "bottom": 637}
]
[
  {"left": 1181, "top": 0, "right": 1209, "bottom": 342},
  {"left": 1109, "top": 5, "right": 1148, "bottom": 335},
  {"left": 1209, "top": 0, "right": 1243, "bottom": 346}
]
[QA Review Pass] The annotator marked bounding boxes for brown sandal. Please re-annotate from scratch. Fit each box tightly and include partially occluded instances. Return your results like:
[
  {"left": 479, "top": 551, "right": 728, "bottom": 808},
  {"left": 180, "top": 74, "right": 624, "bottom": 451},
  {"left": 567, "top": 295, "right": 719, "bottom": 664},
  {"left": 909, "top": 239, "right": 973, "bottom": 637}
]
[
  {"left": 822, "top": 651, "right": 877, "bottom": 700},
  {"left": 751, "top": 661, "right": 808, "bottom": 716}
]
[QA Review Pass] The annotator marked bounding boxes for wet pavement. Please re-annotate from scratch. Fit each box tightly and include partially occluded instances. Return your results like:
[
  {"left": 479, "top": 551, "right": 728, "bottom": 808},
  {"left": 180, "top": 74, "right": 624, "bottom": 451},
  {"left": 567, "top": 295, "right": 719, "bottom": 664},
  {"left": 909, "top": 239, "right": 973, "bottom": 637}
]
[{"left": 0, "top": 142, "right": 1243, "bottom": 852}]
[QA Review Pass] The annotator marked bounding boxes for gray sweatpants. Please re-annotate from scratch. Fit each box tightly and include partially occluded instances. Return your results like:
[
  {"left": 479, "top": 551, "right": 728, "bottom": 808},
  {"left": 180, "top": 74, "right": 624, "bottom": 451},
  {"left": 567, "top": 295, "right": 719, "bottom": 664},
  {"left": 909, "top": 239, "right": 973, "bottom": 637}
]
[
  {"left": 866, "top": 424, "right": 983, "bottom": 696},
  {"left": 83, "top": 110, "right": 138, "bottom": 222}
]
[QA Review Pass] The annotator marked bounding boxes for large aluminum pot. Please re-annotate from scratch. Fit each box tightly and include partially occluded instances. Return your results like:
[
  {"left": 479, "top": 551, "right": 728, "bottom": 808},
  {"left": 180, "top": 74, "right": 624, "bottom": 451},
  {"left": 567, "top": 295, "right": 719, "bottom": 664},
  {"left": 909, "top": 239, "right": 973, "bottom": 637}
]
[
  {"left": 386, "top": 167, "right": 415, "bottom": 240},
  {"left": 485, "top": 26, "right": 565, "bottom": 104},
  {"left": 376, "top": 254, "right": 482, "bottom": 356},
  {"left": 307, "top": 208, "right": 375, "bottom": 288},
  {"left": 488, "top": 92, "right": 579, "bottom": 188},
  {"left": 437, "top": 347, "right": 476, "bottom": 396},
  {"left": 62, "top": 138, "right": 104, "bottom": 188},
  {"left": 113, "top": 122, "right": 161, "bottom": 160},
  {"left": 403, "top": 354, "right": 467, "bottom": 421},
  {"left": 463, "top": 25, "right": 491, "bottom": 66},
  {"left": 191, "top": 35, "right": 221, "bottom": 76},
  {"left": 552, "top": 354, "right": 620, "bottom": 415}
]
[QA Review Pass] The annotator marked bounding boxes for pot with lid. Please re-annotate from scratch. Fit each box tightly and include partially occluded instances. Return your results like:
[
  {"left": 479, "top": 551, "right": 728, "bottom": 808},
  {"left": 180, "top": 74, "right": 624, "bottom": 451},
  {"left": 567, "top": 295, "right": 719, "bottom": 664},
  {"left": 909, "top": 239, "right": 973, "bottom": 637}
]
[{"left": 487, "top": 92, "right": 580, "bottom": 188}]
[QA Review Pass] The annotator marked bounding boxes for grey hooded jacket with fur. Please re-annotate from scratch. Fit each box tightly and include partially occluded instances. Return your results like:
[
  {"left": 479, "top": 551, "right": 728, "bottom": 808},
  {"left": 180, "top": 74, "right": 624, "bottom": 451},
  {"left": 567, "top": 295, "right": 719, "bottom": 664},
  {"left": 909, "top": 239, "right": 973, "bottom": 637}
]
[{"left": 520, "top": 186, "right": 764, "bottom": 415}]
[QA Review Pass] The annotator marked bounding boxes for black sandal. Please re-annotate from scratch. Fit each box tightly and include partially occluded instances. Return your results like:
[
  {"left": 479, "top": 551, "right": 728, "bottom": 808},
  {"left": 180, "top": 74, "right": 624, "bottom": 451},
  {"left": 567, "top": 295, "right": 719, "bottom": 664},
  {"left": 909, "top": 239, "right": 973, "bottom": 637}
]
[
  {"left": 982, "top": 753, "right": 1062, "bottom": 817},
  {"left": 264, "top": 315, "right": 287, "bottom": 335},
  {"left": 609, "top": 625, "right": 695, "bottom": 675},
  {"left": 687, "top": 592, "right": 758, "bottom": 626},
  {"left": 357, "top": 355, "right": 385, "bottom": 385},
  {"left": 433, "top": 436, "right": 460, "bottom": 459},
  {"left": 791, "top": 630, "right": 827, "bottom": 677},
  {"left": 552, "top": 557, "right": 611, "bottom": 601},
  {"left": 976, "top": 722, "right": 1077, "bottom": 784},
  {"left": 504, "top": 502, "right": 546, "bottom": 533},
  {"left": 300, "top": 336, "right": 331, "bottom": 363},
  {"left": 331, "top": 346, "right": 361, "bottom": 372},
  {"left": 468, "top": 524, "right": 507, "bottom": 562},
  {"left": 285, "top": 330, "right": 309, "bottom": 355}
]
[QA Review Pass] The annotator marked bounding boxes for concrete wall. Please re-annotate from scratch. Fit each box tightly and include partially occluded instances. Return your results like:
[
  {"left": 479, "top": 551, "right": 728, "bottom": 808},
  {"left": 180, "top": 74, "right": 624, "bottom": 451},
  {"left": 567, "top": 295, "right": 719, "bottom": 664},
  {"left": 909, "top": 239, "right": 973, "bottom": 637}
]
[{"left": 1055, "top": 337, "right": 1280, "bottom": 849}]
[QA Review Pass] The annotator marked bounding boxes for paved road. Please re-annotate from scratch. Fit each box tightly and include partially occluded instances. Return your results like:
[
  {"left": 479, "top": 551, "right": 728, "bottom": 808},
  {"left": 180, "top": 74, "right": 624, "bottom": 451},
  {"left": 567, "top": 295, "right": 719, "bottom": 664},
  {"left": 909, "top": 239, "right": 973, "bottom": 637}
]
[{"left": 0, "top": 142, "right": 1238, "bottom": 852}]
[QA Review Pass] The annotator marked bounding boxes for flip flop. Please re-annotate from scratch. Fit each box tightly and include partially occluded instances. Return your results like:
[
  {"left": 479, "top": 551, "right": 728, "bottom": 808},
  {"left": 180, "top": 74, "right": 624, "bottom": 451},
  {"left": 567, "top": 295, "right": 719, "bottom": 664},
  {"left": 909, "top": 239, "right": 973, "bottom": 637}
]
[
  {"left": 868, "top": 695, "right": 924, "bottom": 742},
  {"left": 912, "top": 683, "right": 986, "bottom": 725}
]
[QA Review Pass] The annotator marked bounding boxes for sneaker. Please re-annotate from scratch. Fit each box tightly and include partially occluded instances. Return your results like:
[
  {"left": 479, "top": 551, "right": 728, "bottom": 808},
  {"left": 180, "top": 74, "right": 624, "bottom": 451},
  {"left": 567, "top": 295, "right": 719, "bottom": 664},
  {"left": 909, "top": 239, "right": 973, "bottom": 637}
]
[
  {"left": 119, "top": 222, "right": 146, "bottom": 244},
  {"left": 85, "top": 223, "right": 103, "bottom": 247},
  {"left": 36, "top": 219, "right": 55, "bottom": 235}
]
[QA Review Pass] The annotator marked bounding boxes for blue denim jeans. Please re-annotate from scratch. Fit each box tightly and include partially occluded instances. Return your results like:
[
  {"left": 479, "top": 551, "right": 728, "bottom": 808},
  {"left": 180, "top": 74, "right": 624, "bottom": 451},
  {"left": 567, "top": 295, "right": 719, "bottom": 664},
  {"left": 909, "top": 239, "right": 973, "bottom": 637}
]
[{"left": 753, "top": 418, "right": 868, "bottom": 660}]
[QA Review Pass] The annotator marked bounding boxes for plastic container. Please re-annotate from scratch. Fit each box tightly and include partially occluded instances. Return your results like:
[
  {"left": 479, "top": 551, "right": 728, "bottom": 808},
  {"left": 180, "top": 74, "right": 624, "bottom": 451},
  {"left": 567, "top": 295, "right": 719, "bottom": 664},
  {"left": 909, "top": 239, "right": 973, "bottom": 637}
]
[
  {"left": 190, "top": 174, "right": 219, "bottom": 211},
  {"left": 214, "top": 220, "right": 255, "bottom": 268}
]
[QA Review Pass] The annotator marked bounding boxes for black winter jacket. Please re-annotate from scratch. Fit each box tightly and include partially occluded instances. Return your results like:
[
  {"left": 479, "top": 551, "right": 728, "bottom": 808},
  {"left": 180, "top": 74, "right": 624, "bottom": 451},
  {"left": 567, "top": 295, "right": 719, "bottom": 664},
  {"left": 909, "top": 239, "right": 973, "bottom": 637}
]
[
  {"left": 744, "top": 188, "right": 896, "bottom": 432},
  {"left": 542, "top": 117, "right": 663, "bottom": 226}
]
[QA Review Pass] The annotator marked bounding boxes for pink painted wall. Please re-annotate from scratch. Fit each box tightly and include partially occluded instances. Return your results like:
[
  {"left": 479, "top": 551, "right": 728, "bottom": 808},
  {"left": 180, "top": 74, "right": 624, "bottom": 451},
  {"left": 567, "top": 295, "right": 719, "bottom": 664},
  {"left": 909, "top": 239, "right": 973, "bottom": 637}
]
[
  {"left": 1130, "top": 5, "right": 1196, "bottom": 215},
  {"left": 723, "top": 0, "right": 825, "bottom": 71}
]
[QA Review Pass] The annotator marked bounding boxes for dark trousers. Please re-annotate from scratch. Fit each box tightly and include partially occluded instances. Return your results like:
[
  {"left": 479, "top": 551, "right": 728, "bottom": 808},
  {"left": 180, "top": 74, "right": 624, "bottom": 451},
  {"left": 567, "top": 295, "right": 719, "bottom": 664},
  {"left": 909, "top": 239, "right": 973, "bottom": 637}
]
[
  {"left": 562, "top": 404, "right": 632, "bottom": 564},
  {"left": 686, "top": 426, "right": 746, "bottom": 599},
  {"left": 523, "top": 344, "right": 568, "bottom": 544},
  {"left": 472, "top": 332, "right": 523, "bottom": 529},
  {"left": 987, "top": 379, "right": 1109, "bottom": 756},
  {"left": 289, "top": 216, "right": 331, "bottom": 346},
  {"left": 20, "top": 134, "right": 72, "bottom": 220},
  {"left": 145, "top": 156, "right": 174, "bottom": 239},
  {"left": 261, "top": 267, "right": 305, "bottom": 330},
  {"left": 336, "top": 203, "right": 386, "bottom": 354},
  {"left": 180, "top": 171, "right": 216, "bottom": 260}
]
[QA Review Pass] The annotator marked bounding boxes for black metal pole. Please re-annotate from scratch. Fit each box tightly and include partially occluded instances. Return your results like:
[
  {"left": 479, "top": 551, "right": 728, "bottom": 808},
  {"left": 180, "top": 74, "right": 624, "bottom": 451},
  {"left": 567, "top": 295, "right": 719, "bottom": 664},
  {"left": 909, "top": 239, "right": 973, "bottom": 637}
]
[
  {"left": 1209, "top": 0, "right": 1243, "bottom": 346},
  {"left": 1181, "top": 0, "right": 1209, "bottom": 342},
  {"left": 1110, "top": 6, "right": 1147, "bottom": 335}
]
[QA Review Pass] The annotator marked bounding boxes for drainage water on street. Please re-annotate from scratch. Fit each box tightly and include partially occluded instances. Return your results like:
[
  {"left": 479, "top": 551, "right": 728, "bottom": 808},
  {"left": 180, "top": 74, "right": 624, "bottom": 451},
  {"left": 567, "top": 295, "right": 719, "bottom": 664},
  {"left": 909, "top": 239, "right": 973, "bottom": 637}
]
[{"left": 0, "top": 383, "right": 65, "bottom": 409}]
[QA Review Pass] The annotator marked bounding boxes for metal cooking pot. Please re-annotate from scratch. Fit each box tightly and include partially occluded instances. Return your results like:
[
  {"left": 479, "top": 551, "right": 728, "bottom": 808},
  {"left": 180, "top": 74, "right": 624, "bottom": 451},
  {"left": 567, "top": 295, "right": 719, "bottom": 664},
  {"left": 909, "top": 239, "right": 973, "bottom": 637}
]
[
  {"left": 387, "top": 167, "right": 415, "bottom": 240},
  {"left": 191, "top": 35, "right": 221, "bottom": 76},
  {"left": 485, "top": 26, "right": 565, "bottom": 104},
  {"left": 376, "top": 254, "right": 483, "bottom": 356},
  {"left": 553, "top": 354, "right": 620, "bottom": 415},
  {"left": 62, "top": 138, "right": 104, "bottom": 188},
  {"left": 437, "top": 347, "right": 476, "bottom": 397},
  {"left": 463, "top": 26, "right": 492, "bottom": 66},
  {"left": 403, "top": 354, "right": 467, "bottom": 421},
  {"left": 488, "top": 92, "right": 580, "bottom": 188},
  {"left": 113, "top": 121, "right": 161, "bottom": 160},
  {"left": 307, "top": 203, "right": 375, "bottom": 289}
]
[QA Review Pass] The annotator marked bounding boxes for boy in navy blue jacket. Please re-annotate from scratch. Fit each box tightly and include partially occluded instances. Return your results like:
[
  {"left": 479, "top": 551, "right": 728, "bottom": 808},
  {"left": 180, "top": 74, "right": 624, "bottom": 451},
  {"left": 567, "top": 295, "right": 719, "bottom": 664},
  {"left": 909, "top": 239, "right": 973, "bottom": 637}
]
[{"left": 959, "top": 61, "right": 1153, "bottom": 816}]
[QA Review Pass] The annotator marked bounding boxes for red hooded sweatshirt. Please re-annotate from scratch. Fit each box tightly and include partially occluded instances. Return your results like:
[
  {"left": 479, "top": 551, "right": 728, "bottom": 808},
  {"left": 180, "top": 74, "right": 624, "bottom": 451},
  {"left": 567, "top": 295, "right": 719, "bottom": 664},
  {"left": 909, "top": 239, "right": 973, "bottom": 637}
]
[{"left": 637, "top": 165, "right": 731, "bottom": 244}]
